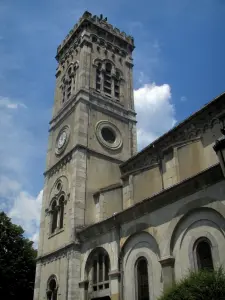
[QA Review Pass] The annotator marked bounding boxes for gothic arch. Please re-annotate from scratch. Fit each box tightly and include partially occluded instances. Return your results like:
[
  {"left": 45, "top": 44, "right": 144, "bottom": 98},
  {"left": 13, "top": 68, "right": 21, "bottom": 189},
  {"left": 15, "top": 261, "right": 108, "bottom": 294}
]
[{"left": 161, "top": 198, "right": 225, "bottom": 257}]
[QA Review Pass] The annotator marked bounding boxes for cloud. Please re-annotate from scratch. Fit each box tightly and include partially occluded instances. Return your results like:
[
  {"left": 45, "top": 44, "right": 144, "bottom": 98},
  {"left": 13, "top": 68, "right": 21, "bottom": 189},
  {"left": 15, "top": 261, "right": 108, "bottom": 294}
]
[
  {"left": 0, "top": 96, "right": 27, "bottom": 109},
  {"left": 181, "top": 96, "right": 187, "bottom": 102},
  {"left": 8, "top": 189, "right": 43, "bottom": 248},
  {"left": 134, "top": 83, "right": 176, "bottom": 150},
  {"left": 0, "top": 95, "right": 45, "bottom": 247}
]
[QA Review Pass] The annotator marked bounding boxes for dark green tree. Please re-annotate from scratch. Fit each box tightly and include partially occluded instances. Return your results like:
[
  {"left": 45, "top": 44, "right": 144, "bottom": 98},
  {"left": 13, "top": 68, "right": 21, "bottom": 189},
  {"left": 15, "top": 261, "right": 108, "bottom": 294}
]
[
  {"left": 158, "top": 268, "right": 225, "bottom": 300},
  {"left": 0, "top": 211, "right": 37, "bottom": 300}
]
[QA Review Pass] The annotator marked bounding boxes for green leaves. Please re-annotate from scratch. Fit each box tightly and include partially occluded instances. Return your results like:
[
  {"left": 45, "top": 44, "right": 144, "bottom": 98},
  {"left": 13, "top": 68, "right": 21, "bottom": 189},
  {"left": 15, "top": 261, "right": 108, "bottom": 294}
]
[
  {"left": 158, "top": 268, "right": 225, "bottom": 300},
  {"left": 0, "top": 211, "right": 37, "bottom": 300}
]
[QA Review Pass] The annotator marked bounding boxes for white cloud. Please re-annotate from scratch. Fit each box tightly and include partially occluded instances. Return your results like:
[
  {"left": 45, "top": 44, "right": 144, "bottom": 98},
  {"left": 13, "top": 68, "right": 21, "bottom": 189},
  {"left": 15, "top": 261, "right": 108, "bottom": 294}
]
[
  {"left": 8, "top": 189, "right": 43, "bottom": 248},
  {"left": 0, "top": 96, "right": 27, "bottom": 109},
  {"left": 0, "top": 95, "right": 44, "bottom": 247},
  {"left": 134, "top": 83, "right": 176, "bottom": 150}
]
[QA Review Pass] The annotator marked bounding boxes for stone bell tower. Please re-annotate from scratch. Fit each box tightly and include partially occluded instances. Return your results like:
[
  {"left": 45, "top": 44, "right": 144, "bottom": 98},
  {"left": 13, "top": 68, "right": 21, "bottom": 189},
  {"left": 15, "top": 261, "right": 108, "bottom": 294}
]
[{"left": 34, "top": 11, "right": 136, "bottom": 300}]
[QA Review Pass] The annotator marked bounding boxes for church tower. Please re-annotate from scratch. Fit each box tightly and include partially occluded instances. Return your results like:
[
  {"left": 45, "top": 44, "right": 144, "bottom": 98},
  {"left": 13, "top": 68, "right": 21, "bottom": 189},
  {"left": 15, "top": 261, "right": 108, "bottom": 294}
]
[{"left": 34, "top": 11, "right": 136, "bottom": 300}]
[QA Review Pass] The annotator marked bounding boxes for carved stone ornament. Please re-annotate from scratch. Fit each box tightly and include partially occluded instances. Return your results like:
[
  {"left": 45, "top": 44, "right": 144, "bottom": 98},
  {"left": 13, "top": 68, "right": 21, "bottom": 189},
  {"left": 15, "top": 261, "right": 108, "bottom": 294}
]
[
  {"left": 55, "top": 125, "right": 70, "bottom": 156},
  {"left": 95, "top": 120, "right": 123, "bottom": 150}
]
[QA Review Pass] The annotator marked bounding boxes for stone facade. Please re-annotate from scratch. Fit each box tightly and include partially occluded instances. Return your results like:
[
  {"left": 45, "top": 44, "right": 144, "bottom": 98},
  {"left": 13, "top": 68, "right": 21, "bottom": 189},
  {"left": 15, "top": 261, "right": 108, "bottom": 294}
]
[{"left": 34, "top": 11, "right": 225, "bottom": 300}]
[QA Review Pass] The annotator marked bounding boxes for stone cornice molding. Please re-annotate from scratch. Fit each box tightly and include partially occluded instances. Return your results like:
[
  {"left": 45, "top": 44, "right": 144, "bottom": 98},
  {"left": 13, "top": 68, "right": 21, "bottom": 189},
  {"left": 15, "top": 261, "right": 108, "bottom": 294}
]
[
  {"left": 37, "top": 242, "right": 79, "bottom": 264},
  {"left": 77, "top": 164, "right": 223, "bottom": 242},
  {"left": 49, "top": 89, "right": 136, "bottom": 132},
  {"left": 44, "top": 144, "right": 124, "bottom": 178},
  {"left": 121, "top": 92, "right": 225, "bottom": 174}
]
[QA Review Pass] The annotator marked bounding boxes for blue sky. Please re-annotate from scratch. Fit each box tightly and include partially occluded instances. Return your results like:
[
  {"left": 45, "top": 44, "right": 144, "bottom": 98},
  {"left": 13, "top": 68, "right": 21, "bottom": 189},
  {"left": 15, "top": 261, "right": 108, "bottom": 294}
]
[{"left": 0, "top": 0, "right": 225, "bottom": 246}]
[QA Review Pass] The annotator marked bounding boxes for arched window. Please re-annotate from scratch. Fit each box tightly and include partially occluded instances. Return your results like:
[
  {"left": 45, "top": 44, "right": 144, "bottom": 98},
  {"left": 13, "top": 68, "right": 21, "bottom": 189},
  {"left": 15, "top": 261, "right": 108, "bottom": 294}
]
[
  {"left": 92, "top": 252, "right": 110, "bottom": 291},
  {"left": 86, "top": 248, "right": 110, "bottom": 293},
  {"left": 61, "top": 64, "right": 76, "bottom": 104},
  {"left": 59, "top": 195, "right": 64, "bottom": 229},
  {"left": 47, "top": 277, "right": 58, "bottom": 300},
  {"left": 51, "top": 200, "right": 58, "bottom": 234},
  {"left": 196, "top": 239, "right": 214, "bottom": 271},
  {"left": 136, "top": 258, "right": 149, "bottom": 300}
]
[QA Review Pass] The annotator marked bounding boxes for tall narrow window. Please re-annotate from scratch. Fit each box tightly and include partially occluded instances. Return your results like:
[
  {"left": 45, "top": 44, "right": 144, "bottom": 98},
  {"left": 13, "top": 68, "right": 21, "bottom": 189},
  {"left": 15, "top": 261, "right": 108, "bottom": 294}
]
[
  {"left": 96, "top": 63, "right": 101, "bottom": 91},
  {"left": 137, "top": 258, "right": 149, "bottom": 300},
  {"left": 59, "top": 196, "right": 64, "bottom": 229},
  {"left": 47, "top": 278, "right": 58, "bottom": 300},
  {"left": 62, "top": 65, "right": 75, "bottom": 104},
  {"left": 51, "top": 200, "right": 58, "bottom": 234},
  {"left": 196, "top": 239, "right": 214, "bottom": 271},
  {"left": 114, "top": 71, "right": 120, "bottom": 99},
  {"left": 104, "top": 63, "right": 112, "bottom": 95}
]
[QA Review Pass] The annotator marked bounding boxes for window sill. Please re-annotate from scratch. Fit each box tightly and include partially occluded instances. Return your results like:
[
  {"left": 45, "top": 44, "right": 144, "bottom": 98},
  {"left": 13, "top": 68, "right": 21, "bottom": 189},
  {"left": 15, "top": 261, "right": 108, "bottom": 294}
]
[{"left": 48, "top": 228, "right": 64, "bottom": 239}]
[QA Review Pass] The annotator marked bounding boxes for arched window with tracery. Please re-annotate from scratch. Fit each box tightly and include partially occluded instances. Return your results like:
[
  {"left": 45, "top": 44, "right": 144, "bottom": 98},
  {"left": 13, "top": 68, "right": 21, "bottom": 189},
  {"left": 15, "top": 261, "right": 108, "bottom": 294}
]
[
  {"left": 47, "top": 276, "right": 58, "bottom": 300},
  {"left": 195, "top": 238, "right": 214, "bottom": 271},
  {"left": 95, "top": 61, "right": 122, "bottom": 100},
  {"left": 85, "top": 248, "right": 110, "bottom": 297},
  {"left": 61, "top": 63, "right": 77, "bottom": 104},
  {"left": 136, "top": 257, "right": 149, "bottom": 300},
  {"left": 51, "top": 200, "right": 58, "bottom": 234}
]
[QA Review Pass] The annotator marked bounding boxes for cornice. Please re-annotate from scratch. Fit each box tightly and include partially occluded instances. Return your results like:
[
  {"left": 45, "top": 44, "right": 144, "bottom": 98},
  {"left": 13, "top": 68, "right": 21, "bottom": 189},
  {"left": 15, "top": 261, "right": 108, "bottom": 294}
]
[
  {"left": 77, "top": 164, "right": 223, "bottom": 242},
  {"left": 49, "top": 89, "right": 136, "bottom": 132},
  {"left": 44, "top": 144, "right": 124, "bottom": 178},
  {"left": 56, "top": 11, "right": 134, "bottom": 61},
  {"left": 37, "top": 242, "right": 79, "bottom": 265},
  {"left": 121, "top": 92, "right": 225, "bottom": 174}
]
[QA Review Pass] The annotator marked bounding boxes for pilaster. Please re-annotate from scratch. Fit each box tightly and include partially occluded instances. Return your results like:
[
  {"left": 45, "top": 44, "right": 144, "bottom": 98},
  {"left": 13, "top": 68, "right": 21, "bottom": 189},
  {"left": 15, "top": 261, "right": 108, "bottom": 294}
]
[{"left": 159, "top": 256, "right": 175, "bottom": 290}]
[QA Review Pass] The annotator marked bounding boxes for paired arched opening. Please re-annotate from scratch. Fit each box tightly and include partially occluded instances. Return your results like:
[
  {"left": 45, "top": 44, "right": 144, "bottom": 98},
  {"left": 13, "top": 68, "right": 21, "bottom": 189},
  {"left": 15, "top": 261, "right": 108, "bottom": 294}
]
[{"left": 50, "top": 195, "right": 65, "bottom": 234}]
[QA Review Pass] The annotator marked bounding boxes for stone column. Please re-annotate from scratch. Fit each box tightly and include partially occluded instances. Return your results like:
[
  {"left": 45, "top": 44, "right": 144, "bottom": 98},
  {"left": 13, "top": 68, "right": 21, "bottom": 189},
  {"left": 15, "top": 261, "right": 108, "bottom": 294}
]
[
  {"left": 159, "top": 256, "right": 175, "bottom": 290},
  {"left": 109, "top": 270, "right": 121, "bottom": 300}
]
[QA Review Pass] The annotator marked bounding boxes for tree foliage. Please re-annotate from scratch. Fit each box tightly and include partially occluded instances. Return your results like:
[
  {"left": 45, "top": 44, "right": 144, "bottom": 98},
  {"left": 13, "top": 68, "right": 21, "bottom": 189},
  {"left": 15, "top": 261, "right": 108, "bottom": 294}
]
[
  {"left": 158, "top": 268, "right": 225, "bottom": 300},
  {"left": 0, "top": 211, "right": 37, "bottom": 300}
]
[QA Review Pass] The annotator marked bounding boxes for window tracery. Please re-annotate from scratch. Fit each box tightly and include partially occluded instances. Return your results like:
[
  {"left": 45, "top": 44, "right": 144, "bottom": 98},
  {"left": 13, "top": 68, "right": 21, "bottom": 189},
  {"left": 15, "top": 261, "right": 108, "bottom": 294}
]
[
  {"left": 49, "top": 179, "right": 67, "bottom": 235},
  {"left": 86, "top": 248, "right": 110, "bottom": 293}
]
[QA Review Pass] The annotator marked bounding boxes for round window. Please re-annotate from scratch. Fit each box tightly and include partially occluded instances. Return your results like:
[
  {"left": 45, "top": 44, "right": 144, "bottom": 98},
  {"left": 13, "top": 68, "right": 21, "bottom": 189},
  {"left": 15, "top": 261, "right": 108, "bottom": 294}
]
[
  {"left": 101, "top": 127, "right": 116, "bottom": 144},
  {"left": 95, "top": 121, "right": 123, "bottom": 150}
]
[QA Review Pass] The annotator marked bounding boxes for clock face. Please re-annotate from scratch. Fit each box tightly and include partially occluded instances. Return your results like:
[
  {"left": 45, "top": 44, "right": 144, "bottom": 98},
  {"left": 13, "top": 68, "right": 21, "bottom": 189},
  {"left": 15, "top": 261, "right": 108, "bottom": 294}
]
[{"left": 57, "top": 131, "right": 67, "bottom": 149}]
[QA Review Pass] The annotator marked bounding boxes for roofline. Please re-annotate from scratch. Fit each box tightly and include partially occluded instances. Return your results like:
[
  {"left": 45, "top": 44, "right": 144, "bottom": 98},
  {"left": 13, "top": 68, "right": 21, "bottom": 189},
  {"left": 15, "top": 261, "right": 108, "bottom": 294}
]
[{"left": 121, "top": 91, "right": 225, "bottom": 168}]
